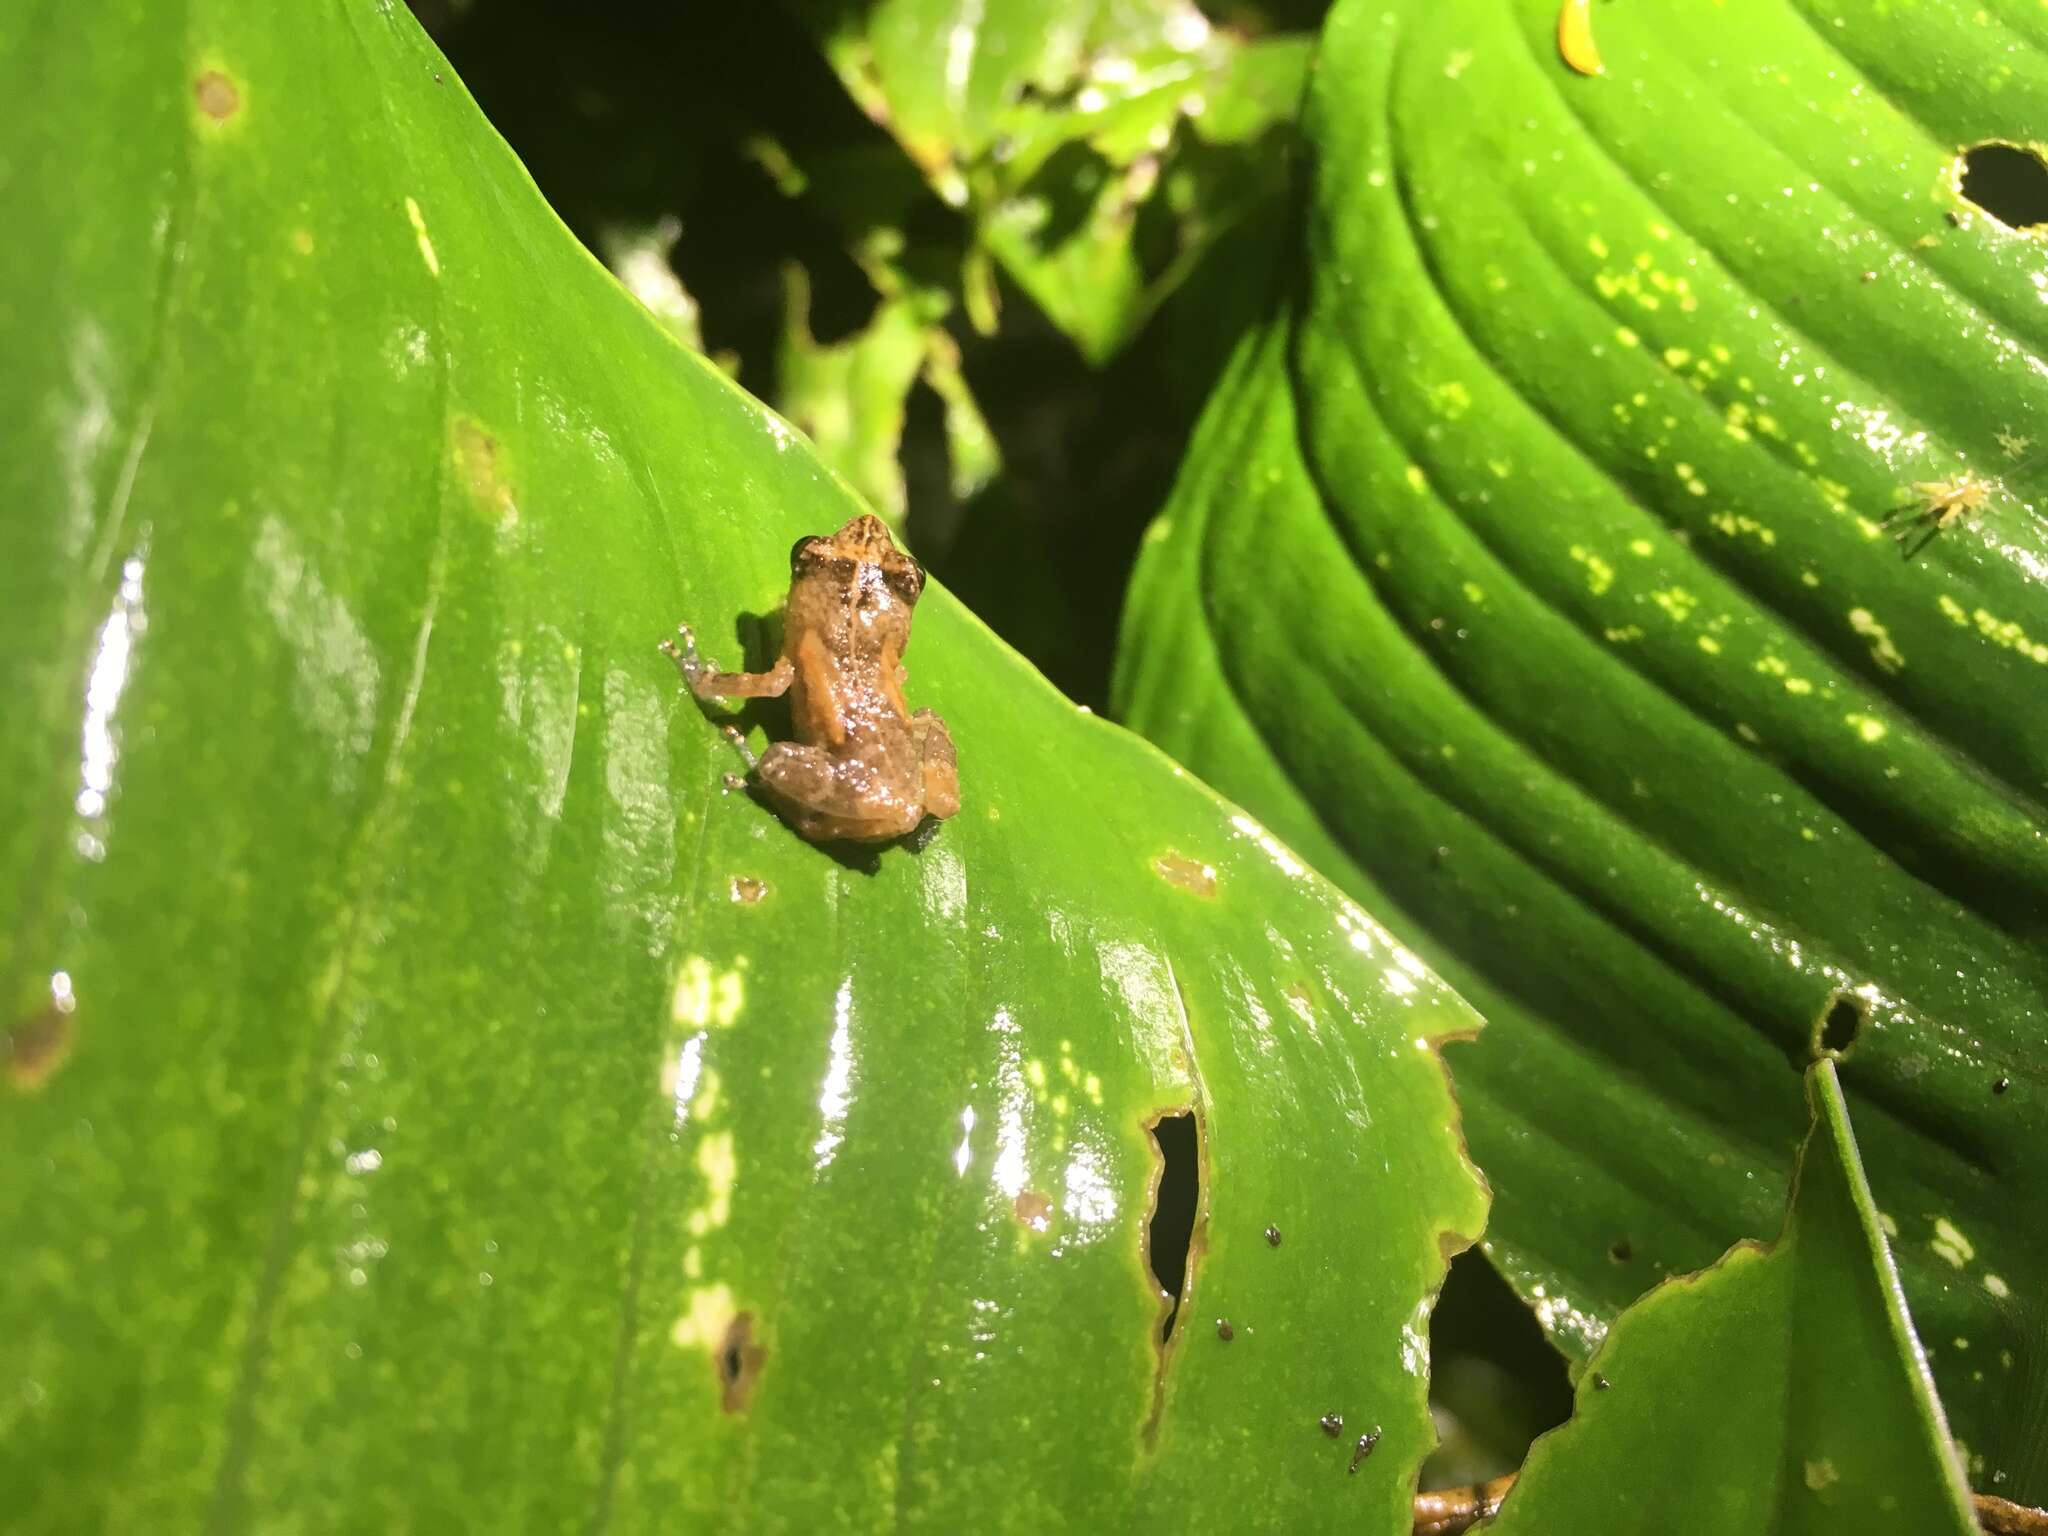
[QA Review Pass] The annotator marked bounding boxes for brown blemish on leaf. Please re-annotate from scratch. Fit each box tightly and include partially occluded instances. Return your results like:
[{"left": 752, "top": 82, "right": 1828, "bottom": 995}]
[
  {"left": 1152, "top": 852, "right": 1217, "bottom": 897},
  {"left": 1013, "top": 1189, "right": 1052, "bottom": 1231},
  {"left": 193, "top": 69, "right": 241, "bottom": 122},
  {"left": 5, "top": 1005, "right": 75, "bottom": 1091},
  {"left": 452, "top": 417, "right": 516, "bottom": 526},
  {"left": 715, "top": 1310, "right": 765, "bottom": 1413},
  {"left": 729, "top": 876, "right": 767, "bottom": 905}
]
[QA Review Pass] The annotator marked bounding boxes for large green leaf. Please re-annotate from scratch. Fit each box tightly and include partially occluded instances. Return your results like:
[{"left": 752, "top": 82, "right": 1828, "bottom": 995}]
[
  {"left": 791, "top": 0, "right": 1312, "bottom": 361},
  {"left": 0, "top": 0, "right": 1485, "bottom": 1528},
  {"left": 1490, "top": 1064, "right": 1976, "bottom": 1535},
  {"left": 1117, "top": 0, "right": 2048, "bottom": 1499}
]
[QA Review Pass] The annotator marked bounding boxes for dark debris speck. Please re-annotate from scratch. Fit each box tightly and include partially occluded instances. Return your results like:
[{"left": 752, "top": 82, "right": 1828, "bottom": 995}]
[{"left": 1347, "top": 1429, "right": 1381, "bottom": 1474}]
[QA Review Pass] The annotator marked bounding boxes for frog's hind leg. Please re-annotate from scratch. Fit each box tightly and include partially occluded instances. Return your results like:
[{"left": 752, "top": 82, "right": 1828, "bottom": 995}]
[
  {"left": 913, "top": 710, "right": 960, "bottom": 821},
  {"left": 754, "top": 742, "right": 921, "bottom": 843}
]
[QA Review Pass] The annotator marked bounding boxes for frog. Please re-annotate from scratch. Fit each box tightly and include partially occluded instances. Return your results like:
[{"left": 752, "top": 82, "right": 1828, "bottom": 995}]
[{"left": 661, "top": 513, "right": 960, "bottom": 844}]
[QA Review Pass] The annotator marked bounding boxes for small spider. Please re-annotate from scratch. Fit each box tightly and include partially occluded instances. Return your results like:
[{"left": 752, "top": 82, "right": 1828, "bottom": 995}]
[{"left": 1885, "top": 472, "right": 1997, "bottom": 556}]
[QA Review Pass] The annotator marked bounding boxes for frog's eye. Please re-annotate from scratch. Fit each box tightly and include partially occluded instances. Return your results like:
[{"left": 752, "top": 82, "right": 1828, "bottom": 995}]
[
  {"left": 789, "top": 536, "right": 817, "bottom": 572},
  {"left": 885, "top": 558, "right": 925, "bottom": 603}
]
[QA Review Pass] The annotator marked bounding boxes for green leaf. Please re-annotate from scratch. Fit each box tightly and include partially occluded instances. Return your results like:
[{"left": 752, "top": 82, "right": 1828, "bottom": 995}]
[
  {"left": 792, "top": 0, "right": 1312, "bottom": 360},
  {"left": 762, "top": 141, "right": 1000, "bottom": 524},
  {"left": 0, "top": 1, "right": 1484, "bottom": 1527},
  {"left": 1117, "top": 0, "right": 2048, "bottom": 1498},
  {"left": 1488, "top": 1063, "right": 1977, "bottom": 1536},
  {"left": 776, "top": 261, "right": 936, "bottom": 521}
]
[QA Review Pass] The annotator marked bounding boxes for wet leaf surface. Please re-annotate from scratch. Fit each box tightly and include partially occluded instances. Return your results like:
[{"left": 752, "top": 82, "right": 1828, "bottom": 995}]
[
  {"left": 0, "top": 1, "right": 1483, "bottom": 1528},
  {"left": 1489, "top": 1064, "right": 1976, "bottom": 1536},
  {"left": 1117, "top": 0, "right": 2048, "bottom": 1497}
]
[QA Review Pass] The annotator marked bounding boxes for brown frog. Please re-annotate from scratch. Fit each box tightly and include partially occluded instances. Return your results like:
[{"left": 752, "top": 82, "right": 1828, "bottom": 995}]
[{"left": 661, "top": 513, "right": 960, "bottom": 844}]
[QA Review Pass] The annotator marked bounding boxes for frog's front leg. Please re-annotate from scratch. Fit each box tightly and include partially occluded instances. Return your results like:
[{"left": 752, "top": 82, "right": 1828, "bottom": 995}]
[
  {"left": 913, "top": 709, "right": 960, "bottom": 821},
  {"left": 659, "top": 624, "right": 794, "bottom": 701}
]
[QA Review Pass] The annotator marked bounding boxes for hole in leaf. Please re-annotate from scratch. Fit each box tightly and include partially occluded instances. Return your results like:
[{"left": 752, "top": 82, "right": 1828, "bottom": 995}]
[
  {"left": 1607, "top": 1237, "right": 1633, "bottom": 1265},
  {"left": 1145, "top": 1110, "right": 1201, "bottom": 1346},
  {"left": 1814, "top": 990, "right": 1866, "bottom": 1059},
  {"left": 715, "top": 1311, "right": 765, "bottom": 1413},
  {"left": 1421, "top": 1250, "right": 1574, "bottom": 1493},
  {"left": 1957, "top": 142, "right": 2048, "bottom": 230}
]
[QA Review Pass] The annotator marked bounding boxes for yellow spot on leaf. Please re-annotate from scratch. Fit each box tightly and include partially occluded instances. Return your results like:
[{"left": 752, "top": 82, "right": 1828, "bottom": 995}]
[
  {"left": 1963, "top": 605, "right": 2048, "bottom": 665},
  {"left": 1847, "top": 609, "right": 1904, "bottom": 673},
  {"left": 453, "top": 417, "right": 517, "bottom": 526},
  {"left": 1651, "top": 587, "right": 1698, "bottom": 623},
  {"left": 685, "top": 1131, "right": 737, "bottom": 1237},
  {"left": 1707, "top": 511, "right": 1775, "bottom": 546},
  {"left": 671, "top": 1283, "right": 736, "bottom": 1349},
  {"left": 691, "top": 1067, "right": 722, "bottom": 1122},
  {"left": 1932, "top": 1218, "right": 1975, "bottom": 1268},
  {"left": 404, "top": 195, "right": 441, "bottom": 277},
  {"left": 1570, "top": 545, "right": 1615, "bottom": 596},
  {"left": 673, "top": 958, "right": 745, "bottom": 1029}
]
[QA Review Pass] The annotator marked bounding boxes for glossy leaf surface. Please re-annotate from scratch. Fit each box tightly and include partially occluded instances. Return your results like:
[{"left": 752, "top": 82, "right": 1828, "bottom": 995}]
[
  {"left": 0, "top": 1, "right": 1484, "bottom": 1529},
  {"left": 1117, "top": 0, "right": 2048, "bottom": 1497},
  {"left": 1490, "top": 1064, "right": 1977, "bottom": 1536},
  {"left": 792, "top": 0, "right": 1312, "bottom": 360}
]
